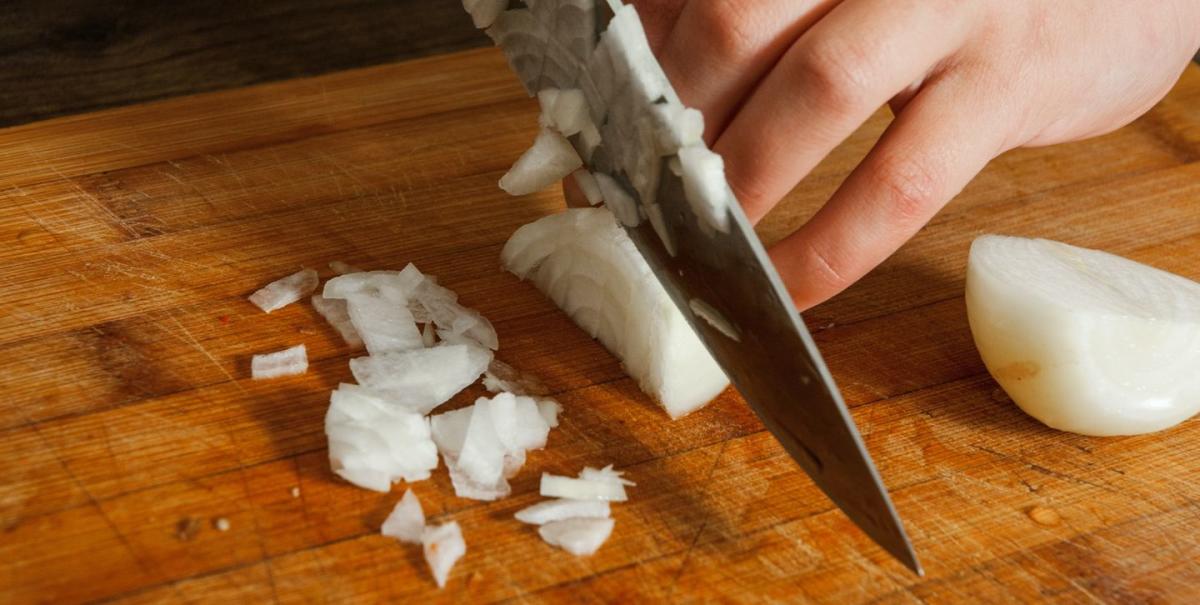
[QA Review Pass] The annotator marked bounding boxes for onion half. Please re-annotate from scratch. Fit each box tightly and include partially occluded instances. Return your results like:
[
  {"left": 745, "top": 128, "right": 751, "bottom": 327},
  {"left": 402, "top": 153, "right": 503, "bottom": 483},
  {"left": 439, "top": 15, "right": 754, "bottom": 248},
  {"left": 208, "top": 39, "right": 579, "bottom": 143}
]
[{"left": 966, "top": 235, "right": 1200, "bottom": 436}]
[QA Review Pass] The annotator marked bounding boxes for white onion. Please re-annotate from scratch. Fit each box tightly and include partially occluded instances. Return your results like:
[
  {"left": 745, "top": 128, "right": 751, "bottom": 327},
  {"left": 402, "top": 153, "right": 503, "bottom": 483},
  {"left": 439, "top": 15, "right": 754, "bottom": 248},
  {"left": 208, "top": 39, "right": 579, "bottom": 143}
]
[
  {"left": 688, "top": 298, "right": 740, "bottom": 342},
  {"left": 413, "top": 277, "right": 499, "bottom": 350},
  {"left": 251, "top": 344, "right": 308, "bottom": 379},
  {"left": 538, "top": 88, "right": 591, "bottom": 136},
  {"left": 500, "top": 127, "right": 583, "bottom": 196},
  {"left": 677, "top": 145, "right": 732, "bottom": 234},
  {"left": 572, "top": 169, "right": 604, "bottom": 206},
  {"left": 249, "top": 268, "right": 319, "bottom": 313},
  {"left": 515, "top": 499, "right": 610, "bottom": 525},
  {"left": 540, "top": 472, "right": 628, "bottom": 502},
  {"left": 422, "top": 521, "right": 466, "bottom": 588},
  {"left": 311, "top": 294, "right": 364, "bottom": 349},
  {"left": 381, "top": 489, "right": 425, "bottom": 544},
  {"left": 579, "top": 464, "right": 635, "bottom": 486},
  {"left": 456, "top": 396, "right": 509, "bottom": 486},
  {"left": 345, "top": 295, "right": 424, "bottom": 354},
  {"left": 325, "top": 384, "right": 439, "bottom": 491},
  {"left": 502, "top": 208, "right": 729, "bottom": 418},
  {"left": 966, "top": 235, "right": 1200, "bottom": 436},
  {"left": 447, "top": 461, "right": 512, "bottom": 501},
  {"left": 349, "top": 344, "right": 492, "bottom": 415},
  {"left": 537, "top": 518, "right": 614, "bottom": 556},
  {"left": 537, "top": 399, "right": 561, "bottom": 428}
]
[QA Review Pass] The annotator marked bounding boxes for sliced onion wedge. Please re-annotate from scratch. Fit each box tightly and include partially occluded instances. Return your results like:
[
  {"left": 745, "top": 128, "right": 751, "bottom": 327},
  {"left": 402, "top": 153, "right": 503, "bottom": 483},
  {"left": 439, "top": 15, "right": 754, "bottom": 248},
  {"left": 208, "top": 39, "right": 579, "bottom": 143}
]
[
  {"left": 515, "top": 499, "right": 610, "bottom": 525},
  {"left": 381, "top": 489, "right": 425, "bottom": 544},
  {"left": 311, "top": 294, "right": 364, "bottom": 349},
  {"left": 251, "top": 344, "right": 308, "bottom": 379},
  {"left": 502, "top": 208, "right": 728, "bottom": 418},
  {"left": 537, "top": 518, "right": 614, "bottom": 556},
  {"left": 249, "top": 268, "right": 319, "bottom": 313},
  {"left": 966, "top": 235, "right": 1200, "bottom": 436},
  {"left": 422, "top": 521, "right": 466, "bottom": 588}
]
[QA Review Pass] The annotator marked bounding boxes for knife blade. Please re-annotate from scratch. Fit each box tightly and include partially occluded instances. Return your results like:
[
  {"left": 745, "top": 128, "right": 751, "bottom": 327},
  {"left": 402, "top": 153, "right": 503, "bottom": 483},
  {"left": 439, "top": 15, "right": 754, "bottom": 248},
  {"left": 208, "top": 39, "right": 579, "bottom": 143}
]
[{"left": 486, "top": 0, "right": 921, "bottom": 574}]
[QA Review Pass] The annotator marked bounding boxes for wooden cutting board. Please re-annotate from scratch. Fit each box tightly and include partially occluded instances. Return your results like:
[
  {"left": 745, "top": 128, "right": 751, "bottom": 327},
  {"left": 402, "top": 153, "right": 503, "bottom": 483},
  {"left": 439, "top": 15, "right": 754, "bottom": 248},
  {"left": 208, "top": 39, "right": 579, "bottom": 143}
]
[{"left": 2, "top": 48, "right": 1198, "bottom": 604}]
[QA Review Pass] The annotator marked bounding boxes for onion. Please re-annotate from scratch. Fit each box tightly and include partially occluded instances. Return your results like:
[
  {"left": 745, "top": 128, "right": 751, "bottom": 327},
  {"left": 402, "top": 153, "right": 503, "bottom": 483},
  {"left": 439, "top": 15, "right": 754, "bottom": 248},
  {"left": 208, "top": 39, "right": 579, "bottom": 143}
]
[
  {"left": 345, "top": 296, "right": 424, "bottom": 354},
  {"left": 966, "top": 235, "right": 1200, "bottom": 436},
  {"left": 422, "top": 521, "right": 466, "bottom": 588},
  {"left": 325, "top": 384, "right": 439, "bottom": 491},
  {"left": 502, "top": 208, "right": 729, "bottom": 418},
  {"left": 381, "top": 489, "right": 425, "bottom": 544},
  {"left": 579, "top": 464, "right": 635, "bottom": 486},
  {"left": 677, "top": 145, "right": 732, "bottom": 234},
  {"left": 515, "top": 499, "right": 610, "bottom": 525},
  {"left": 349, "top": 344, "right": 493, "bottom": 414},
  {"left": 571, "top": 169, "right": 604, "bottom": 206},
  {"left": 592, "top": 173, "right": 640, "bottom": 227},
  {"left": 540, "top": 472, "right": 628, "bottom": 502},
  {"left": 311, "top": 294, "right": 364, "bottom": 349},
  {"left": 251, "top": 344, "right": 308, "bottom": 379},
  {"left": 537, "top": 518, "right": 614, "bottom": 556},
  {"left": 430, "top": 392, "right": 555, "bottom": 501},
  {"left": 248, "top": 268, "right": 319, "bottom": 313},
  {"left": 688, "top": 298, "right": 740, "bottom": 342},
  {"left": 538, "top": 88, "right": 592, "bottom": 137},
  {"left": 537, "top": 399, "right": 561, "bottom": 428},
  {"left": 499, "top": 127, "right": 583, "bottom": 196}
]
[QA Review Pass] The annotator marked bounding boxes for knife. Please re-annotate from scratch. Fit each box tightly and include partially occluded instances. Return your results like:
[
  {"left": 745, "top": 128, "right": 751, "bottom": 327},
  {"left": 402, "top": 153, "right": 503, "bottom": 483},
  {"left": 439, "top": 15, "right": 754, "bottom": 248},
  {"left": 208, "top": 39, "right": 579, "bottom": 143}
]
[{"left": 484, "top": 0, "right": 921, "bottom": 574}]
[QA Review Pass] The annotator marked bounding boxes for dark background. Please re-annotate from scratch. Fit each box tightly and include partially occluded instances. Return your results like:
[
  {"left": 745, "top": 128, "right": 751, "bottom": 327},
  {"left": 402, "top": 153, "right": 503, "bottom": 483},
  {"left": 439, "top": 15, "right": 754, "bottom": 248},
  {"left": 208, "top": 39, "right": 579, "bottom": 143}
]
[
  {"left": 1, "top": 2, "right": 1196, "bottom": 129},
  {"left": 0, "top": 0, "right": 487, "bottom": 128}
]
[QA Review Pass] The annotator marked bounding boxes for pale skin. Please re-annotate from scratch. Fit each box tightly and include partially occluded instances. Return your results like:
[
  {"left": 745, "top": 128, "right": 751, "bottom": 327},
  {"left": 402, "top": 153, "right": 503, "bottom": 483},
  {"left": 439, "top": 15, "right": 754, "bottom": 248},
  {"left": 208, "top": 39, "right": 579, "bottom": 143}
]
[{"left": 567, "top": 0, "right": 1200, "bottom": 310}]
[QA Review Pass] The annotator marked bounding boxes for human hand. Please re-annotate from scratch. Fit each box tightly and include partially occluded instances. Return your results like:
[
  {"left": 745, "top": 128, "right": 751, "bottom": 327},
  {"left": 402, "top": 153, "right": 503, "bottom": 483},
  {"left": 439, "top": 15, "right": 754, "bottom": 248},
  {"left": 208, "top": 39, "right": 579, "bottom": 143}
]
[{"left": 582, "top": 0, "right": 1200, "bottom": 310}]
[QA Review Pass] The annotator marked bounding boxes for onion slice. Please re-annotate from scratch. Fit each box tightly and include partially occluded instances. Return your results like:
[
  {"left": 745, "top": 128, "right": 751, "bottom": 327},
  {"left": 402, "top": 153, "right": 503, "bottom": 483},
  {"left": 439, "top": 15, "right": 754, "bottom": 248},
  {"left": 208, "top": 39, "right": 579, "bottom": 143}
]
[
  {"left": 249, "top": 268, "right": 319, "bottom": 313},
  {"left": 381, "top": 489, "right": 425, "bottom": 544},
  {"left": 251, "top": 344, "right": 308, "bottom": 379},
  {"left": 537, "top": 518, "right": 614, "bottom": 556},
  {"left": 349, "top": 344, "right": 492, "bottom": 414},
  {"left": 966, "top": 235, "right": 1200, "bottom": 436},
  {"left": 422, "top": 521, "right": 466, "bottom": 588},
  {"left": 325, "top": 384, "right": 439, "bottom": 491},
  {"left": 540, "top": 472, "right": 628, "bottom": 502},
  {"left": 515, "top": 499, "right": 610, "bottom": 525}
]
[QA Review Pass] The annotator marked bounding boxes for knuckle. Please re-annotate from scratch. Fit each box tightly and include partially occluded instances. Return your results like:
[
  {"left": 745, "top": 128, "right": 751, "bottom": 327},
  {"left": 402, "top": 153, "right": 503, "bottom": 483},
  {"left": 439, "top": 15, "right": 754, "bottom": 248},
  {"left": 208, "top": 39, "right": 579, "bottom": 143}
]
[
  {"left": 790, "top": 38, "right": 875, "bottom": 115},
  {"left": 873, "top": 154, "right": 943, "bottom": 224},
  {"left": 692, "top": 1, "right": 761, "bottom": 61}
]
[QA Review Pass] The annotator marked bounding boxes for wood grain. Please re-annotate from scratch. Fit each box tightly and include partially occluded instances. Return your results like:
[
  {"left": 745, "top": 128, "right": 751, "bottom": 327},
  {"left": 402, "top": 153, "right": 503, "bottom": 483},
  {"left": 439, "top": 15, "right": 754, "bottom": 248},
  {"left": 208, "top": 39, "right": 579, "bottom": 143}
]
[{"left": 1, "top": 48, "right": 1198, "bottom": 604}]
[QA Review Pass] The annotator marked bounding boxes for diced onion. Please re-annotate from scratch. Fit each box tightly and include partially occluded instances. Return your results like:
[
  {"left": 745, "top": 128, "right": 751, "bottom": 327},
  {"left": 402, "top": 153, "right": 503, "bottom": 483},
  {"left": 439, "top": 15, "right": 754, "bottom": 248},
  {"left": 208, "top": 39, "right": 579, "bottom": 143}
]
[
  {"left": 500, "top": 127, "right": 583, "bottom": 196},
  {"left": 422, "top": 521, "right": 466, "bottom": 588},
  {"left": 349, "top": 344, "right": 492, "bottom": 415},
  {"left": 677, "top": 145, "right": 732, "bottom": 234},
  {"left": 251, "top": 344, "right": 308, "bottom": 379},
  {"left": 249, "top": 268, "right": 319, "bottom": 313},
  {"left": 515, "top": 499, "right": 610, "bottom": 525},
  {"left": 325, "top": 384, "right": 439, "bottom": 490},
  {"left": 572, "top": 169, "right": 604, "bottom": 206},
  {"left": 540, "top": 472, "right": 628, "bottom": 502},
  {"left": 311, "top": 294, "right": 364, "bottom": 349},
  {"left": 381, "top": 489, "right": 425, "bottom": 544},
  {"left": 537, "top": 518, "right": 614, "bottom": 556}
]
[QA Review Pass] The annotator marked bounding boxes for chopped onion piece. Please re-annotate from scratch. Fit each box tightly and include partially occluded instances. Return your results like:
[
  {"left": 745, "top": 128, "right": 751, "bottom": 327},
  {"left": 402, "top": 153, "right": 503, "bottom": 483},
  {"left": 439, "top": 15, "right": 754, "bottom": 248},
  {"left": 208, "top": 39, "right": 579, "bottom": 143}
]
[
  {"left": 311, "top": 294, "right": 364, "bottom": 349},
  {"left": 431, "top": 406, "right": 474, "bottom": 460},
  {"left": 538, "top": 518, "right": 614, "bottom": 556},
  {"left": 539, "top": 88, "right": 591, "bottom": 136},
  {"left": 422, "top": 521, "right": 466, "bottom": 588},
  {"left": 540, "top": 472, "right": 628, "bottom": 502},
  {"left": 413, "top": 279, "right": 499, "bottom": 350},
  {"left": 248, "top": 268, "right": 319, "bottom": 313},
  {"left": 593, "top": 173, "right": 639, "bottom": 227},
  {"left": 502, "top": 208, "right": 729, "bottom": 418},
  {"left": 572, "top": 169, "right": 604, "bottom": 206},
  {"left": 251, "top": 344, "right": 308, "bottom": 379},
  {"left": 537, "top": 399, "right": 561, "bottom": 428},
  {"left": 456, "top": 397, "right": 508, "bottom": 486},
  {"left": 381, "top": 489, "right": 425, "bottom": 544},
  {"left": 448, "top": 460, "right": 512, "bottom": 501},
  {"left": 677, "top": 145, "right": 732, "bottom": 233},
  {"left": 421, "top": 322, "right": 436, "bottom": 347},
  {"left": 346, "top": 295, "right": 424, "bottom": 354},
  {"left": 325, "top": 384, "right": 439, "bottom": 490},
  {"left": 323, "top": 267, "right": 423, "bottom": 301},
  {"left": 579, "top": 464, "right": 636, "bottom": 486},
  {"left": 515, "top": 499, "right": 610, "bottom": 525},
  {"left": 462, "top": 0, "right": 507, "bottom": 28},
  {"left": 499, "top": 127, "right": 582, "bottom": 196},
  {"left": 349, "top": 344, "right": 492, "bottom": 414}
]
